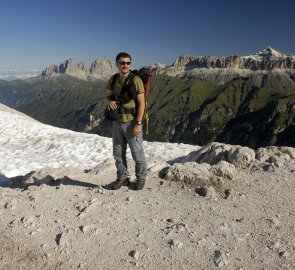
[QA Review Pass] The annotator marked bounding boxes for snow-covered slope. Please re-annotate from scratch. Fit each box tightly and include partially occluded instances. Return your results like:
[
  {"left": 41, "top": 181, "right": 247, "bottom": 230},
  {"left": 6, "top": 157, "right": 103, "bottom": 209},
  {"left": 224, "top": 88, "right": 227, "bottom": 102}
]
[{"left": 0, "top": 104, "right": 199, "bottom": 177}]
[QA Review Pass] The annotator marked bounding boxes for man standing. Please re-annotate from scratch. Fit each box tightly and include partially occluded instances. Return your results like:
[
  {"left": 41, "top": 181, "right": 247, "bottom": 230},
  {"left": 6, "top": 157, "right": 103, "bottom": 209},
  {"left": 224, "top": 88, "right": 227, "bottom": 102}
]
[{"left": 106, "top": 52, "right": 147, "bottom": 190}]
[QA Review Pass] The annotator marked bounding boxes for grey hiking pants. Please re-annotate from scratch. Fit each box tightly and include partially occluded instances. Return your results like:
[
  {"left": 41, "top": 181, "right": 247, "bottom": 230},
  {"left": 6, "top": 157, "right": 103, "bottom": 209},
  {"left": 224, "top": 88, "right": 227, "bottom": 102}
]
[{"left": 112, "top": 120, "right": 147, "bottom": 181}]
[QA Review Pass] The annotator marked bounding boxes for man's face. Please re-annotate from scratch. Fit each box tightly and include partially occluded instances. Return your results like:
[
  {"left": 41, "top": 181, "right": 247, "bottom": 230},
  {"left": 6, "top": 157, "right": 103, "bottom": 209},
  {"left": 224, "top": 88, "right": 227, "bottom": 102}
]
[{"left": 116, "top": 57, "right": 131, "bottom": 75}]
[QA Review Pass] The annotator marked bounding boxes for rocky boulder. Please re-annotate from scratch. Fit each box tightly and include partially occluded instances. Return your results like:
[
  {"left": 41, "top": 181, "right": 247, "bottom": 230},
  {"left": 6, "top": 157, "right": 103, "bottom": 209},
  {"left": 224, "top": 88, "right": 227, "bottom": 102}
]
[{"left": 182, "top": 142, "right": 255, "bottom": 168}]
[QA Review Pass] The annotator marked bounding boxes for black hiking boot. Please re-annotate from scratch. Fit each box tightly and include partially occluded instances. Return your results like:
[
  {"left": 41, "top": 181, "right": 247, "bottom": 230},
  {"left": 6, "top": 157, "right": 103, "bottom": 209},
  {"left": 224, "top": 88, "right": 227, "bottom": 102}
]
[
  {"left": 135, "top": 179, "right": 145, "bottom": 190},
  {"left": 111, "top": 178, "right": 130, "bottom": 190}
]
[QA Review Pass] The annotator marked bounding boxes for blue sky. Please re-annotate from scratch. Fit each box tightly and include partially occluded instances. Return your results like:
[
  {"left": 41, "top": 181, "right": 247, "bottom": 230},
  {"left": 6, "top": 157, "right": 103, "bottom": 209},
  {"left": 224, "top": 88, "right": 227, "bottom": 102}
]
[{"left": 1, "top": 0, "right": 295, "bottom": 70}]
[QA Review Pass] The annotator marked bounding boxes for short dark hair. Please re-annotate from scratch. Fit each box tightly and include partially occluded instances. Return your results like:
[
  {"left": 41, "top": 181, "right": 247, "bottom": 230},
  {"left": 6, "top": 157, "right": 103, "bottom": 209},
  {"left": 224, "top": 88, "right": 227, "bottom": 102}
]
[{"left": 116, "top": 52, "right": 132, "bottom": 63}]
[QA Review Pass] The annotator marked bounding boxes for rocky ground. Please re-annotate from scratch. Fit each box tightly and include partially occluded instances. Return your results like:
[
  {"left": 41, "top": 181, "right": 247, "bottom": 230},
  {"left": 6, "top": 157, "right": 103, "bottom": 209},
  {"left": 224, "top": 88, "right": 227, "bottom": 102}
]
[{"left": 1, "top": 143, "right": 295, "bottom": 270}]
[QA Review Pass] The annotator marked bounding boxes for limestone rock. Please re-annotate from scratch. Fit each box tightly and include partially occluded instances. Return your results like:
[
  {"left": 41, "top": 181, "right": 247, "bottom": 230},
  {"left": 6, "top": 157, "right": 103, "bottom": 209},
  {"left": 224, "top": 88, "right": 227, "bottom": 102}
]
[
  {"left": 129, "top": 250, "right": 140, "bottom": 260},
  {"left": 41, "top": 57, "right": 114, "bottom": 80},
  {"left": 211, "top": 161, "right": 237, "bottom": 180},
  {"left": 182, "top": 142, "right": 255, "bottom": 168},
  {"left": 154, "top": 47, "right": 295, "bottom": 84},
  {"left": 165, "top": 162, "right": 212, "bottom": 186},
  {"left": 89, "top": 57, "right": 113, "bottom": 79},
  {"left": 213, "top": 250, "right": 228, "bottom": 267},
  {"left": 42, "top": 58, "right": 89, "bottom": 80}
]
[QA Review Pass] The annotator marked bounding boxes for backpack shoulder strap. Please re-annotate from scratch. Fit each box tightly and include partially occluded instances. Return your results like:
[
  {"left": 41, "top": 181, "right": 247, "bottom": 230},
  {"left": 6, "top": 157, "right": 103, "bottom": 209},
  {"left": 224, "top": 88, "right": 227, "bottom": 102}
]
[{"left": 110, "top": 73, "right": 119, "bottom": 90}]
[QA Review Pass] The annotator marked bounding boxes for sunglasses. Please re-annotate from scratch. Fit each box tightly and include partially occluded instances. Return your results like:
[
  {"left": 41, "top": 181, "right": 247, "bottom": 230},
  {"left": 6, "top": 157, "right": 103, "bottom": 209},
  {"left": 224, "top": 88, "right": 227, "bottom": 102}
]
[{"left": 118, "top": 61, "right": 131, "bottom": 65}]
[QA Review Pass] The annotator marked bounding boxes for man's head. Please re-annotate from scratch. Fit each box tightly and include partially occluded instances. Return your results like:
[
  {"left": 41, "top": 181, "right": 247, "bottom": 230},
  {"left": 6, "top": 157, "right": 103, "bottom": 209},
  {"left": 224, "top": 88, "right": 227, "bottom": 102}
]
[{"left": 116, "top": 52, "right": 132, "bottom": 75}]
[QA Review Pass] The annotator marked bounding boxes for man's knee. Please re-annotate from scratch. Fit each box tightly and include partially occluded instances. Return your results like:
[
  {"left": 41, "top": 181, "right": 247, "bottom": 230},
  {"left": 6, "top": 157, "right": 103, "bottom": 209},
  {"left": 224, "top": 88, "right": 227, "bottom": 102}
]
[{"left": 131, "top": 150, "right": 146, "bottom": 163}]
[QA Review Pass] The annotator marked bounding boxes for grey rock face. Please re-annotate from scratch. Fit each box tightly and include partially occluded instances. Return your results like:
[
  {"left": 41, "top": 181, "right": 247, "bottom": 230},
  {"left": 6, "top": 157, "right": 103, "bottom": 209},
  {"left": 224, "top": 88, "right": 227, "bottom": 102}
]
[
  {"left": 155, "top": 47, "right": 295, "bottom": 84},
  {"left": 41, "top": 58, "right": 88, "bottom": 80},
  {"left": 89, "top": 57, "right": 113, "bottom": 79},
  {"left": 173, "top": 47, "right": 295, "bottom": 70},
  {"left": 41, "top": 57, "right": 114, "bottom": 80},
  {"left": 182, "top": 142, "right": 255, "bottom": 168}
]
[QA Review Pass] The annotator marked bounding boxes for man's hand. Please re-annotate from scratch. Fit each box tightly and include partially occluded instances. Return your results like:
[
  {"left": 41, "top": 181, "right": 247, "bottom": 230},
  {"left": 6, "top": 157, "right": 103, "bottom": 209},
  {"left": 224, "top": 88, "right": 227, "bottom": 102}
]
[
  {"left": 108, "top": 100, "right": 118, "bottom": 110},
  {"left": 133, "top": 123, "right": 142, "bottom": 137}
]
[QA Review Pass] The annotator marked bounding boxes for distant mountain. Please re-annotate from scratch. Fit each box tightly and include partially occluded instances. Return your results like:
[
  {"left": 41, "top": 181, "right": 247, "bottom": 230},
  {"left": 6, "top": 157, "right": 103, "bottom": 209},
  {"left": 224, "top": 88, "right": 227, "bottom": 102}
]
[
  {"left": 2, "top": 46, "right": 295, "bottom": 148},
  {"left": 154, "top": 47, "right": 295, "bottom": 84},
  {"left": 41, "top": 57, "right": 114, "bottom": 80}
]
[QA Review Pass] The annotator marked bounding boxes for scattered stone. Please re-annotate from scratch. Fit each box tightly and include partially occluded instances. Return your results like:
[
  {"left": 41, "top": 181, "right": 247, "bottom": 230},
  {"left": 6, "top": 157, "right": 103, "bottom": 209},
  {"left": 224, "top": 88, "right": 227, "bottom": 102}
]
[
  {"left": 30, "top": 229, "right": 41, "bottom": 235},
  {"left": 267, "top": 217, "right": 280, "bottom": 227},
  {"left": 21, "top": 216, "right": 35, "bottom": 224},
  {"left": 195, "top": 186, "right": 218, "bottom": 200},
  {"left": 4, "top": 200, "right": 17, "bottom": 210},
  {"left": 267, "top": 240, "right": 280, "bottom": 251},
  {"left": 288, "top": 162, "right": 295, "bottom": 172},
  {"left": 98, "top": 189, "right": 105, "bottom": 194},
  {"left": 168, "top": 239, "right": 183, "bottom": 249},
  {"left": 172, "top": 223, "right": 185, "bottom": 233},
  {"left": 129, "top": 250, "right": 140, "bottom": 260},
  {"left": 158, "top": 166, "right": 170, "bottom": 179},
  {"left": 213, "top": 250, "right": 228, "bottom": 267},
  {"left": 195, "top": 186, "right": 208, "bottom": 197},
  {"left": 80, "top": 224, "right": 97, "bottom": 234},
  {"left": 77, "top": 263, "right": 86, "bottom": 269},
  {"left": 77, "top": 201, "right": 100, "bottom": 218},
  {"left": 224, "top": 189, "right": 231, "bottom": 200},
  {"left": 126, "top": 197, "right": 133, "bottom": 202},
  {"left": 166, "top": 218, "right": 175, "bottom": 223},
  {"left": 55, "top": 232, "right": 68, "bottom": 247},
  {"left": 44, "top": 253, "right": 51, "bottom": 258},
  {"left": 148, "top": 158, "right": 170, "bottom": 174},
  {"left": 278, "top": 250, "right": 289, "bottom": 258},
  {"left": 235, "top": 217, "right": 244, "bottom": 222}
]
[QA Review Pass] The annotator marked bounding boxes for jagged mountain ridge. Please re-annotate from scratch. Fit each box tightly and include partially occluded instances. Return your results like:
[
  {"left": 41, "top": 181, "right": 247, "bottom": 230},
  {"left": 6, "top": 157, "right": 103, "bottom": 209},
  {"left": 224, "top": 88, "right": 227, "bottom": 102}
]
[
  {"left": 172, "top": 47, "right": 295, "bottom": 69},
  {"left": 154, "top": 47, "right": 295, "bottom": 84},
  {"left": 40, "top": 47, "right": 295, "bottom": 84},
  {"left": 41, "top": 57, "right": 114, "bottom": 80}
]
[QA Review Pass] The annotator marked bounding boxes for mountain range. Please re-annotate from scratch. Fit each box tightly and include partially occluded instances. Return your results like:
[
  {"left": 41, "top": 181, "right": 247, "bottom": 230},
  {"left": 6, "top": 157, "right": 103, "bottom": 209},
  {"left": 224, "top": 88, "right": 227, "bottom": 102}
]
[
  {"left": 41, "top": 46, "right": 295, "bottom": 84},
  {"left": 153, "top": 46, "right": 295, "bottom": 84},
  {"left": 1, "top": 46, "right": 295, "bottom": 149}
]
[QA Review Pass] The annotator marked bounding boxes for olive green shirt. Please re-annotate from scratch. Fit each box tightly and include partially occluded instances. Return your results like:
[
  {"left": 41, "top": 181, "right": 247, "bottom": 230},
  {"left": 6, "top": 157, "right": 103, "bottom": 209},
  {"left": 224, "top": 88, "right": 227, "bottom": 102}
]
[{"left": 107, "top": 72, "right": 144, "bottom": 122}]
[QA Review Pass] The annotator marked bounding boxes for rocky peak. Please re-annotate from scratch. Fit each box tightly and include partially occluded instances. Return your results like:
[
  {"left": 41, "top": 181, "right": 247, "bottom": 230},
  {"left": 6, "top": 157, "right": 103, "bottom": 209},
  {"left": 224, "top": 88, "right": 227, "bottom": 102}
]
[
  {"left": 250, "top": 46, "right": 286, "bottom": 59},
  {"left": 41, "top": 57, "right": 114, "bottom": 80},
  {"left": 172, "top": 56, "right": 201, "bottom": 67},
  {"left": 89, "top": 57, "right": 113, "bottom": 79},
  {"left": 77, "top": 61, "right": 88, "bottom": 72},
  {"left": 41, "top": 58, "right": 88, "bottom": 80}
]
